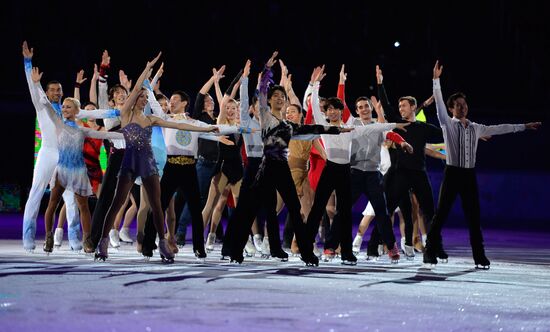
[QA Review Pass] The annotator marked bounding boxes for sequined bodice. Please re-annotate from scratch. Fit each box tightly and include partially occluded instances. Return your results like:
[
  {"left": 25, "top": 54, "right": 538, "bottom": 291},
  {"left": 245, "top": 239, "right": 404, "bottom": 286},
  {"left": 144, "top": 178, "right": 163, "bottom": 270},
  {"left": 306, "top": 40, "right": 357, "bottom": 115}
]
[
  {"left": 58, "top": 124, "right": 85, "bottom": 169},
  {"left": 121, "top": 123, "right": 153, "bottom": 152}
]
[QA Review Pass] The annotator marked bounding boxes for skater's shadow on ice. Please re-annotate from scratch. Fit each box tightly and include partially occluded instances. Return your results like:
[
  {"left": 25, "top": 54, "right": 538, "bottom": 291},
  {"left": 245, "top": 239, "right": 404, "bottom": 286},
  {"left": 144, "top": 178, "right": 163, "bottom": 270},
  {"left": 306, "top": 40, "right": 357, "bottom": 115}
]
[{"left": 359, "top": 268, "right": 478, "bottom": 287}]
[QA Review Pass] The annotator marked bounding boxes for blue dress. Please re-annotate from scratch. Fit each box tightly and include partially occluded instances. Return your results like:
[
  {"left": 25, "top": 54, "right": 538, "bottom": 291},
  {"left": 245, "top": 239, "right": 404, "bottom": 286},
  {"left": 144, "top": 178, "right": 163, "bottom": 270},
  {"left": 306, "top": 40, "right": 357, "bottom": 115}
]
[{"left": 119, "top": 122, "right": 159, "bottom": 180}]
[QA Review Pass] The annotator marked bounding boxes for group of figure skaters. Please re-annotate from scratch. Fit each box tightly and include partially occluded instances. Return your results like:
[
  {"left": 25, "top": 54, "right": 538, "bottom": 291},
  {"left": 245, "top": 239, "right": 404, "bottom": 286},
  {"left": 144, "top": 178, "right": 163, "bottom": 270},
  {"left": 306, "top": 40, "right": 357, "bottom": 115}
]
[{"left": 21, "top": 41, "right": 541, "bottom": 268}]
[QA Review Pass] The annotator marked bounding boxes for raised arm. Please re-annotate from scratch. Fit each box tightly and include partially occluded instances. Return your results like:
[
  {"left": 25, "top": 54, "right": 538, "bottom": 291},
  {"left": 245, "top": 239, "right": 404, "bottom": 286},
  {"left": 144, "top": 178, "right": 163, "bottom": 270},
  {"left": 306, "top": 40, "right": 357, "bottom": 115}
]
[
  {"left": 371, "top": 96, "right": 387, "bottom": 123},
  {"left": 98, "top": 51, "right": 110, "bottom": 109},
  {"left": 22, "top": 41, "right": 43, "bottom": 107},
  {"left": 143, "top": 78, "right": 166, "bottom": 119},
  {"left": 74, "top": 69, "right": 87, "bottom": 101},
  {"left": 337, "top": 64, "right": 352, "bottom": 123},
  {"left": 258, "top": 51, "right": 279, "bottom": 128},
  {"left": 279, "top": 60, "right": 301, "bottom": 106},
  {"left": 150, "top": 62, "right": 164, "bottom": 95},
  {"left": 119, "top": 52, "right": 161, "bottom": 119},
  {"left": 310, "top": 66, "right": 328, "bottom": 125},
  {"left": 218, "top": 68, "right": 243, "bottom": 125},
  {"left": 376, "top": 65, "right": 399, "bottom": 122},
  {"left": 192, "top": 66, "right": 225, "bottom": 119},
  {"left": 89, "top": 64, "right": 99, "bottom": 105},
  {"left": 32, "top": 67, "right": 63, "bottom": 130},
  {"left": 432, "top": 60, "right": 452, "bottom": 128},
  {"left": 239, "top": 60, "right": 252, "bottom": 126}
]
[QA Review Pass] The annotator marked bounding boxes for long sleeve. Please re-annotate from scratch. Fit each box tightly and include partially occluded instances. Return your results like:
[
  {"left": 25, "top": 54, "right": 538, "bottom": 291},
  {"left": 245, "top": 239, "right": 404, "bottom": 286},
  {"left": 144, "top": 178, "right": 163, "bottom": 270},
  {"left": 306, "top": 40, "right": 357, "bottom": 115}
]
[
  {"left": 98, "top": 80, "right": 109, "bottom": 110},
  {"left": 433, "top": 78, "right": 452, "bottom": 128},
  {"left": 476, "top": 123, "right": 525, "bottom": 138},
  {"left": 352, "top": 123, "right": 396, "bottom": 138},
  {"left": 337, "top": 83, "right": 352, "bottom": 123},
  {"left": 302, "top": 83, "right": 314, "bottom": 111},
  {"left": 82, "top": 127, "right": 124, "bottom": 140},
  {"left": 385, "top": 131, "right": 406, "bottom": 145},
  {"left": 76, "top": 108, "right": 120, "bottom": 120},
  {"left": 311, "top": 82, "right": 328, "bottom": 125},
  {"left": 239, "top": 77, "right": 252, "bottom": 127},
  {"left": 39, "top": 94, "right": 63, "bottom": 133},
  {"left": 144, "top": 79, "right": 167, "bottom": 119},
  {"left": 293, "top": 124, "right": 340, "bottom": 136},
  {"left": 23, "top": 58, "right": 45, "bottom": 109},
  {"left": 378, "top": 83, "right": 399, "bottom": 122},
  {"left": 192, "top": 93, "right": 206, "bottom": 119}
]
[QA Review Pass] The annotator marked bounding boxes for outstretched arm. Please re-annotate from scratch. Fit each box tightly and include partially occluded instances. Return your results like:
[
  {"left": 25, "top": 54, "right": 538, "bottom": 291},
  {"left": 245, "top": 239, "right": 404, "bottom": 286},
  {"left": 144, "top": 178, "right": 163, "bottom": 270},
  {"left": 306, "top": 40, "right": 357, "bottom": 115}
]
[
  {"left": 119, "top": 52, "right": 161, "bottom": 120},
  {"left": 149, "top": 115, "right": 219, "bottom": 132}
]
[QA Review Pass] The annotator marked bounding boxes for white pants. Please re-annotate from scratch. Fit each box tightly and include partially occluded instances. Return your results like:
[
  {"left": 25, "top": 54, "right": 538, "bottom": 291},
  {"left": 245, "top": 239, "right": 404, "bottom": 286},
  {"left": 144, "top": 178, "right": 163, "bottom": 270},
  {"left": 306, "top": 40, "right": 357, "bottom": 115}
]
[{"left": 22, "top": 145, "right": 80, "bottom": 249}]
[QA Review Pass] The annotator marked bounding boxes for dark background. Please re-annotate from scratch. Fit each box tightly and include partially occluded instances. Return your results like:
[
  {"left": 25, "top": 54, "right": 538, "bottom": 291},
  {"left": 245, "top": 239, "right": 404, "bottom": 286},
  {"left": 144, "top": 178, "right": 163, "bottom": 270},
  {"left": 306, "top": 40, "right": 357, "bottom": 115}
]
[{"left": 1, "top": 1, "right": 549, "bottom": 228}]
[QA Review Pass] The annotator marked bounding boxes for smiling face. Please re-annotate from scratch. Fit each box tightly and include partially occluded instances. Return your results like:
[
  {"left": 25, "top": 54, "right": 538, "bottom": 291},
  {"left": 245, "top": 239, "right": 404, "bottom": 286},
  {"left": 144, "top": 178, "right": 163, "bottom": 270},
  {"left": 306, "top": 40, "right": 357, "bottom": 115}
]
[
  {"left": 135, "top": 89, "right": 148, "bottom": 110},
  {"left": 158, "top": 98, "right": 170, "bottom": 114},
  {"left": 46, "top": 83, "right": 63, "bottom": 103},
  {"left": 204, "top": 94, "right": 215, "bottom": 112},
  {"left": 326, "top": 104, "right": 342, "bottom": 123},
  {"left": 398, "top": 98, "right": 416, "bottom": 121},
  {"left": 169, "top": 94, "right": 187, "bottom": 114},
  {"left": 356, "top": 99, "right": 373, "bottom": 121},
  {"left": 225, "top": 100, "right": 238, "bottom": 121},
  {"left": 269, "top": 89, "right": 286, "bottom": 112},
  {"left": 285, "top": 105, "right": 302, "bottom": 124},
  {"left": 61, "top": 98, "right": 80, "bottom": 120},
  {"left": 112, "top": 87, "right": 128, "bottom": 107}
]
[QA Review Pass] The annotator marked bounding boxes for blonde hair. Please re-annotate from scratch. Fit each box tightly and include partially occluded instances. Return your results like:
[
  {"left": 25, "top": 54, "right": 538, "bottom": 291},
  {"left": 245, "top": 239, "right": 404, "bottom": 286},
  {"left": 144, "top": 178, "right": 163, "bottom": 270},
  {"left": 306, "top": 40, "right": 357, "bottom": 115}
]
[{"left": 63, "top": 97, "right": 81, "bottom": 110}]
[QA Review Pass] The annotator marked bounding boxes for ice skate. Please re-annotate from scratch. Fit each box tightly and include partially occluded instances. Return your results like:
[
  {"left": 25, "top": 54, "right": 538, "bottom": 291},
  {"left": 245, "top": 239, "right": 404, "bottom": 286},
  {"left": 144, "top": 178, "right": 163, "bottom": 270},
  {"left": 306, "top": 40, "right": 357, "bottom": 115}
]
[
  {"left": 404, "top": 245, "right": 415, "bottom": 261},
  {"left": 422, "top": 244, "right": 438, "bottom": 267},
  {"left": 366, "top": 243, "right": 380, "bottom": 261},
  {"left": 136, "top": 231, "right": 144, "bottom": 253},
  {"left": 82, "top": 233, "right": 95, "bottom": 254},
  {"left": 290, "top": 238, "right": 300, "bottom": 256},
  {"left": 158, "top": 239, "right": 175, "bottom": 264},
  {"left": 260, "top": 236, "right": 271, "bottom": 258},
  {"left": 43, "top": 232, "right": 54, "bottom": 254},
  {"left": 244, "top": 235, "right": 256, "bottom": 257},
  {"left": 313, "top": 242, "right": 321, "bottom": 257},
  {"left": 388, "top": 243, "right": 400, "bottom": 264},
  {"left": 352, "top": 234, "right": 363, "bottom": 255},
  {"left": 270, "top": 249, "right": 289, "bottom": 262},
  {"left": 474, "top": 251, "right": 490, "bottom": 270},
  {"left": 253, "top": 234, "right": 262, "bottom": 252},
  {"left": 230, "top": 255, "right": 244, "bottom": 264},
  {"left": 23, "top": 220, "right": 36, "bottom": 252},
  {"left": 322, "top": 248, "right": 336, "bottom": 262},
  {"left": 119, "top": 227, "right": 133, "bottom": 244},
  {"left": 109, "top": 229, "right": 120, "bottom": 249},
  {"left": 437, "top": 246, "right": 449, "bottom": 263},
  {"left": 176, "top": 233, "right": 186, "bottom": 248},
  {"left": 166, "top": 235, "right": 179, "bottom": 255},
  {"left": 53, "top": 228, "right": 63, "bottom": 248},
  {"left": 400, "top": 237, "right": 406, "bottom": 253},
  {"left": 194, "top": 248, "right": 207, "bottom": 262},
  {"left": 300, "top": 253, "right": 319, "bottom": 267},
  {"left": 94, "top": 237, "right": 109, "bottom": 261},
  {"left": 205, "top": 232, "right": 216, "bottom": 253},
  {"left": 341, "top": 252, "right": 358, "bottom": 266}
]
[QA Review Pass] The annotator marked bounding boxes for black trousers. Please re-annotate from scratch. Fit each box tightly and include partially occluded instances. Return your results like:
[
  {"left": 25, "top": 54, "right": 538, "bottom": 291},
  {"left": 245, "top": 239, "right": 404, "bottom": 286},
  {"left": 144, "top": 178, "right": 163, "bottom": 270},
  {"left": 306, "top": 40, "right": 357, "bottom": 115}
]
[
  {"left": 90, "top": 148, "right": 125, "bottom": 247},
  {"left": 221, "top": 157, "right": 278, "bottom": 256},
  {"left": 428, "top": 165, "right": 484, "bottom": 255},
  {"left": 329, "top": 169, "right": 395, "bottom": 250},
  {"left": 383, "top": 168, "right": 434, "bottom": 246},
  {"left": 229, "top": 159, "right": 309, "bottom": 259},
  {"left": 305, "top": 161, "right": 353, "bottom": 256},
  {"left": 143, "top": 159, "right": 205, "bottom": 252}
]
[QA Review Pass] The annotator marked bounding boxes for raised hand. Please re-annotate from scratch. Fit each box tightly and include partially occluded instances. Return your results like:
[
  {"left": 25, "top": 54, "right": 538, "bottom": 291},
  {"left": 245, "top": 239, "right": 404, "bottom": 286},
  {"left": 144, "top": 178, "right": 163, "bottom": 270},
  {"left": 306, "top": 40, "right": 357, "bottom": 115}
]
[
  {"left": 525, "top": 122, "right": 542, "bottom": 130},
  {"left": 22, "top": 41, "right": 34, "bottom": 59},
  {"left": 243, "top": 59, "right": 251, "bottom": 78},
  {"left": 376, "top": 65, "right": 383, "bottom": 85},
  {"left": 31, "top": 67, "right": 43, "bottom": 83},
  {"left": 395, "top": 122, "right": 410, "bottom": 131},
  {"left": 155, "top": 62, "right": 164, "bottom": 79},
  {"left": 153, "top": 79, "right": 161, "bottom": 93},
  {"left": 91, "top": 64, "right": 99, "bottom": 81},
  {"left": 400, "top": 142, "right": 414, "bottom": 154},
  {"left": 119, "top": 70, "right": 132, "bottom": 90},
  {"left": 266, "top": 51, "right": 278, "bottom": 68},
  {"left": 311, "top": 65, "right": 326, "bottom": 83},
  {"left": 101, "top": 50, "right": 110, "bottom": 67},
  {"left": 212, "top": 65, "right": 226, "bottom": 83},
  {"left": 421, "top": 95, "right": 435, "bottom": 109},
  {"left": 433, "top": 60, "right": 443, "bottom": 79},
  {"left": 339, "top": 64, "right": 347, "bottom": 84},
  {"left": 76, "top": 69, "right": 87, "bottom": 84},
  {"left": 146, "top": 52, "right": 162, "bottom": 69}
]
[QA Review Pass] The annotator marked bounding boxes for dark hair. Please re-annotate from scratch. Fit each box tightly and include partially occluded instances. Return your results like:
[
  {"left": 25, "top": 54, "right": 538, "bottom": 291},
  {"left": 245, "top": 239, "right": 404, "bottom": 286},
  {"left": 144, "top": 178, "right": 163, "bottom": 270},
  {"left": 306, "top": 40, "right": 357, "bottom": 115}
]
[
  {"left": 325, "top": 97, "right": 344, "bottom": 112},
  {"left": 251, "top": 95, "right": 259, "bottom": 106},
  {"left": 155, "top": 93, "right": 168, "bottom": 101},
  {"left": 84, "top": 101, "right": 98, "bottom": 109},
  {"left": 267, "top": 85, "right": 287, "bottom": 100},
  {"left": 355, "top": 96, "right": 374, "bottom": 110},
  {"left": 46, "top": 80, "right": 62, "bottom": 90},
  {"left": 398, "top": 96, "right": 417, "bottom": 107},
  {"left": 172, "top": 90, "right": 190, "bottom": 111},
  {"left": 288, "top": 103, "right": 302, "bottom": 113},
  {"left": 447, "top": 92, "right": 466, "bottom": 109},
  {"left": 108, "top": 84, "right": 129, "bottom": 102}
]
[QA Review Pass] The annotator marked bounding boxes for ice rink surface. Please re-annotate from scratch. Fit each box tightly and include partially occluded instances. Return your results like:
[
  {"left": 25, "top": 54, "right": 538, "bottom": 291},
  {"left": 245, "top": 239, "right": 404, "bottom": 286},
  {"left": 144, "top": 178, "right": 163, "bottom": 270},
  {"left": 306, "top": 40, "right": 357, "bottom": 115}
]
[{"left": 1, "top": 228, "right": 549, "bottom": 332}]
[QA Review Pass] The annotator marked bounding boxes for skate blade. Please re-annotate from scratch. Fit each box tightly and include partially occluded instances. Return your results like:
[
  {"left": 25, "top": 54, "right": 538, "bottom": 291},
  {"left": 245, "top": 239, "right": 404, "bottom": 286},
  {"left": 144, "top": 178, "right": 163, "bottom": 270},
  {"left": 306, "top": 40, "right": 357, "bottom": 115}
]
[
  {"left": 260, "top": 254, "right": 271, "bottom": 259},
  {"left": 341, "top": 261, "right": 357, "bottom": 266},
  {"left": 422, "top": 263, "right": 437, "bottom": 268},
  {"left": 94, "top": 255, "right": 107, "bottom": 262},
  {"left": 161, "top": 257, "right": 175, "bottom": 264},
  {"left": 438, "top": 258, "right": 448, "bottom": 263},
  {"left": 244, "top": 252, "right": 255, "bottom": 257},
  {"left": 206, "top": 248, "right": 214, "bottom": 253},
  {"left": 475, "top": 264, "right": 490, "bottom": 270},
  {"left": 366, "top": 256, "right": 379, "bottom": 262},
  {"left": 390, "top": 259, "right": 399, "bottom": 264},
  {"left": 406, "top": 256, "right": 415, "bottom": 261}
]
